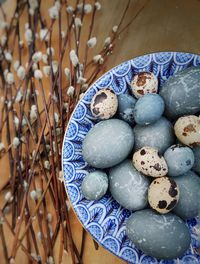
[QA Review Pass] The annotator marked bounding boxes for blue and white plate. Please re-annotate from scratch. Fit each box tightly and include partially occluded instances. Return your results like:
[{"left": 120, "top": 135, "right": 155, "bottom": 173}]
[{"left": 62, "top": 52, "right": 200, "bottom": 263}]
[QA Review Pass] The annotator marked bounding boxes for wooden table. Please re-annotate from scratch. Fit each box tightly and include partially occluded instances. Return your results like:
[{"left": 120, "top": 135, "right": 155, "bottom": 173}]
[{"left": 0, "top": 0, "right": 200, "bottom": 263}]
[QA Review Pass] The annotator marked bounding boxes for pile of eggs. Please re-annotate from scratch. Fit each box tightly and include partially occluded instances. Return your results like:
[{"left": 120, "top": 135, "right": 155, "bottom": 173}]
[{"left": 81, "top": 67, "right": 200, "bottom": 260}]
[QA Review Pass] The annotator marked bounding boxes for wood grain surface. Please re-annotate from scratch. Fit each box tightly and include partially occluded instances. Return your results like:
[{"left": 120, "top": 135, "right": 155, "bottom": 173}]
[{"left": 0, "top": 0, "right": 200, "bottom": 263}]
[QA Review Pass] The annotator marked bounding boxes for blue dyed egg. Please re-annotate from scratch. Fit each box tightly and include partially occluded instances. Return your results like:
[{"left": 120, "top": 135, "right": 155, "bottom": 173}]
[
  {"left": 173, "top": 171, "right": 200, "bottom": 220},
  {"left": 133, "top": 117, "right": 175, "bottom": 153},
  {"left": 160, "top": 67, "right": 200, "bottom": 119},
  {"left": 117, "top": 94, "right": 136, "bottom": 125},
  {"left": 134, "top": 94, "right": 165, "bottom": 125},
  {"left": 164, "top": 145, "right": 195, "bottom": 176},
  {"left": 192, "top": 147, "right": 200, "bottom": 174},
  {"left": 109, "top": 160, "right": 150, "bottom": 211},
  {"left": 126, "top": 209, "right": 191, "bottom": 259},
  {"left": 81, "top": 171, "right": 108, "bottom": 200},
  {"left": 82, "top": 119, "right": 134, "bottom": 168}
]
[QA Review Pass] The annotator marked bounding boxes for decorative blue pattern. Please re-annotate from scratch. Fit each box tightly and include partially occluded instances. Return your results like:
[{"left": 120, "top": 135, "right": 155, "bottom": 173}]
[{"left": 62, "top": 52, "right": 200, "bottom": 263}]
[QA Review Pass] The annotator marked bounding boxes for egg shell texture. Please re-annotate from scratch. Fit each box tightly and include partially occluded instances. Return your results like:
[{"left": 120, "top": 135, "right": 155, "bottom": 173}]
[
  {"left": 82, "top": 119, "right": 134, "bottom": 169},
  {"left": 133, "top": 147, "right": 168, "bottom": 177},
  {"left": 126, "top": 209, "right": 191, "bottom": 259},
  {"left": 160, "top": 66, "right": 200, "bottom": 119},
  {"left": 133, "top": 117, "right": 175, "bottom": 154},
  {"left": 133, "top": 93, "right": 165, "bottom": 125},
  {"left": 173, "top": 170, "right": 200, "bottom": 220},
  {"left": 192, "top": 147, "right": 200, "bottom": 174},
  {"left": 90, "top": 88, "right": 118, "bottom": 119},
  {"left": 117, "top": 94, "right": 136, "bottom": 125},
  {"left": 109, "top": 159, "right": 150, "bottom": 211},
  {"left": 130, "top": 72, "right": 158, "bottom": 99},
  {"left": 164, "top": 144, "right": 195, "bottom": 176},
  {"left": 148, "top": 177, "right": 179, "bottom": 214},
  {"left": 81, "top": 171, "right": 108, "bottom": 201},
  {"left": 174, "top": 115, "right": 200, "bottom": 147}
]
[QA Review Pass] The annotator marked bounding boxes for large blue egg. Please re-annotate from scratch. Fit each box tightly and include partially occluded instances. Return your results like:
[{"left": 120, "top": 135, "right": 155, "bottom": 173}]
[
  {"left": 82, "top": 119, "right": 134, "bottom": 169},
  {"left": 164, "top": 145, "right": 194, "bottom": 176},
  {"left": 134, "top": 94, "right": 165, "bottom": 125},
  {"left": 126, "top": 209, "right": 191, "bottom": 259},
  {"left": 173, "top": 171, "right": 200, "bottom": 220},
  {"left": 133, "top": 117, "right": 175, "bottom": 153},
  {"left": 117, "top": 94, "right": 136, "bottom": 125},
  {"left": 160, "top": 67, "right": 200, "bottom": 119},
  {"left": 109, "top": 160, "right": 150, "bottom": 211},
  {"left": 192, "top": 147, "right": 200, "bottom": 175}
]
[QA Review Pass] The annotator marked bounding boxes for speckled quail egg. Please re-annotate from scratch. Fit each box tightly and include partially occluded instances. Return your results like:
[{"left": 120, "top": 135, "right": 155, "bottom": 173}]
[
  {"left": 90, "top": 88, "right": 118, "bottom": 119},
  {"left": 132, "top": 147, "right": 168, "bottom": 177},
  {"left": 130, "top": 72, "right": 158, "bottom": 99},
  {"left": 81, "top": 171, "right": 108, "bottom": 200},
  {"left": 174, "top": 115, "right": 200, "bottom": 147},
  {"left": 164, "top": 144, "right": 195, "bottom": 176},
  {"left": 148, "top": 177, "right": 180, "bottom": 214}
]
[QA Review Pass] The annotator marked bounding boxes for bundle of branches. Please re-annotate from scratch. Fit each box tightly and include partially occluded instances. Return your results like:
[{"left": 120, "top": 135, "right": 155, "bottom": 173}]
[{"left": 0, "top": 0, "right": 147, "bottom": 263}]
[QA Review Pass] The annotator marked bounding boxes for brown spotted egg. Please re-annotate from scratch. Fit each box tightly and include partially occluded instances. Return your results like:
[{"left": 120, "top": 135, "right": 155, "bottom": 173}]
[
  {"left": 132, "top": 147, "right": 168, "bottom": 177},
  {"left": 90, "top": 88, "right": 118, "bottom": 119},
  {"left": 148, "top": 177, "right": 180, "bottom": 214},
  {"left": 174, "top": 115, "right": 200, "bottom": 147},
  {"left": 130, "top": 72, "right": 158, "bottom": 99}
]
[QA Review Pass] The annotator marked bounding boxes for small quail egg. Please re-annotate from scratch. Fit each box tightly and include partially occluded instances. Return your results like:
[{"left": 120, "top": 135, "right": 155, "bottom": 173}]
[
  {"left": 132, "top": 147, "right": 168, "bottom": 177},
  {"left": 90, "top": 88, "right": 118, "bottom": 119},
  {"left": 174, "top": 115, "right": 200, "bottom": 147},
  {"left": 81, "top": 171, "right": 108, "bottom": 200},
  {"left": 130, "top": 72, "right": 158, "bottom": 99},
  {"left": 148, "top": 177, "right": 180, "bottom": 214}
]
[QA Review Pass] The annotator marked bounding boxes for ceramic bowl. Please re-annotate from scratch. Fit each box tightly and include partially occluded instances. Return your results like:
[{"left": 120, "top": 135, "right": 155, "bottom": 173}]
[{"left": 62, "top": 52, "right": 200, "bottom": 264}]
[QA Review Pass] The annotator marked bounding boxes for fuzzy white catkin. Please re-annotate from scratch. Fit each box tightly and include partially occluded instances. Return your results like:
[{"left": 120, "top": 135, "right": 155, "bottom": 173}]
[
  {"left": 54, "top": 112, "right": 59, "bottom": 123},
  {"left": 1, "top": 35, "right": 7, "bottom": 46},
  {"left": 30, "top": 190, "right": 37, "bottom": 200},
  {"left": 69, "top": 50, "right": 79, "bottom": 67},
  {"left": 87, "top": 37, "right": 97, "bottom": 48},
  {"left": 44, "top": 160, "right": 50, "bottom": 170},
  {"left": 14, "top": 116, "right": 19, "bottom": 129},
  {"left": 74, "top": 17, "right": 82, "bottom": 28},
  {"left": 64, "top": 67, "right": 70, "bottom": 79},
  {"left": 95, "top": 2, "right": 101, "bottom": 10},
  {"left": 47, "top": 47, "right": 55, "bottom": 56},
  {"left": 66, "top": 6, "right": 74, "bottom": 13},
  {"left": 15, "top": 88, "right": 23, "bottom": 103},
  {"left": 93, "top": 54, "right": 102, "bottom": 63},
  {"left": 77, "top": 76, "right": 86, "bottom": 84},
  {"left": 104, "top": 36, "right": 111, "bottom": 47},
  {"left": 67, "top": 86, "right": 75, "bottom": 97},
  {"left": 84, "top": 4, "right": 92, "bottom": 14},
  {"left": 112, "top": 25, "right": 118, "bottom": 33},
  {"left": 25, "top": 29, "right": 33, "bottom": 44},
  {"left": 39, "top": 28, "right": 49, "bottom": 41},
  {"left": 30, "top": 105, "right": 37, "bottom": 122},
  {"left": 22, "top": 116, "right": 27, "bottom": 127},
  {"left": 32, "top": 63, "right": 38, "bottom": 71},
  {"left": 32, "top": 51, "right": 42, "bottom": 62},
  {"left": 14, "top": 60, "right": 20, "bottom": 71},
  {"left": 4, "top": 51, "right": 12, "bottom": 62},
  {"left": 43, "top": 66, "right": 51, "bottom": 76},
  {"left": 49, "top": 5, "right": 59, "bottom": 19},
  {"left": 42, "top": 54, "right": 48, "bottom": 64},
  {"left": 12, "top": 137, "right": 20, "bottom": 148},
  {"left": 0, "top": 142, "right": 5, "bottom": 151},
  {"left": 34, "top": 69, "right": 43, "bottom": 79},
  {"left": 5, "top": 191, "right": 13, "bottom": 202},
  {"left": 52, "top": 60, "right": 58, "bottom": 74},
  {"left": 17, "top": 66, "right": 25, "bottom": 80},
  {"left": 6, "top": 73, "right": 14, "bottom": 85},
  {"left": 47, "top": 212, "right": 52, "bottom": 223},
  {"left": 29, "top": 0, "right": 38, "bottom": 10}
]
